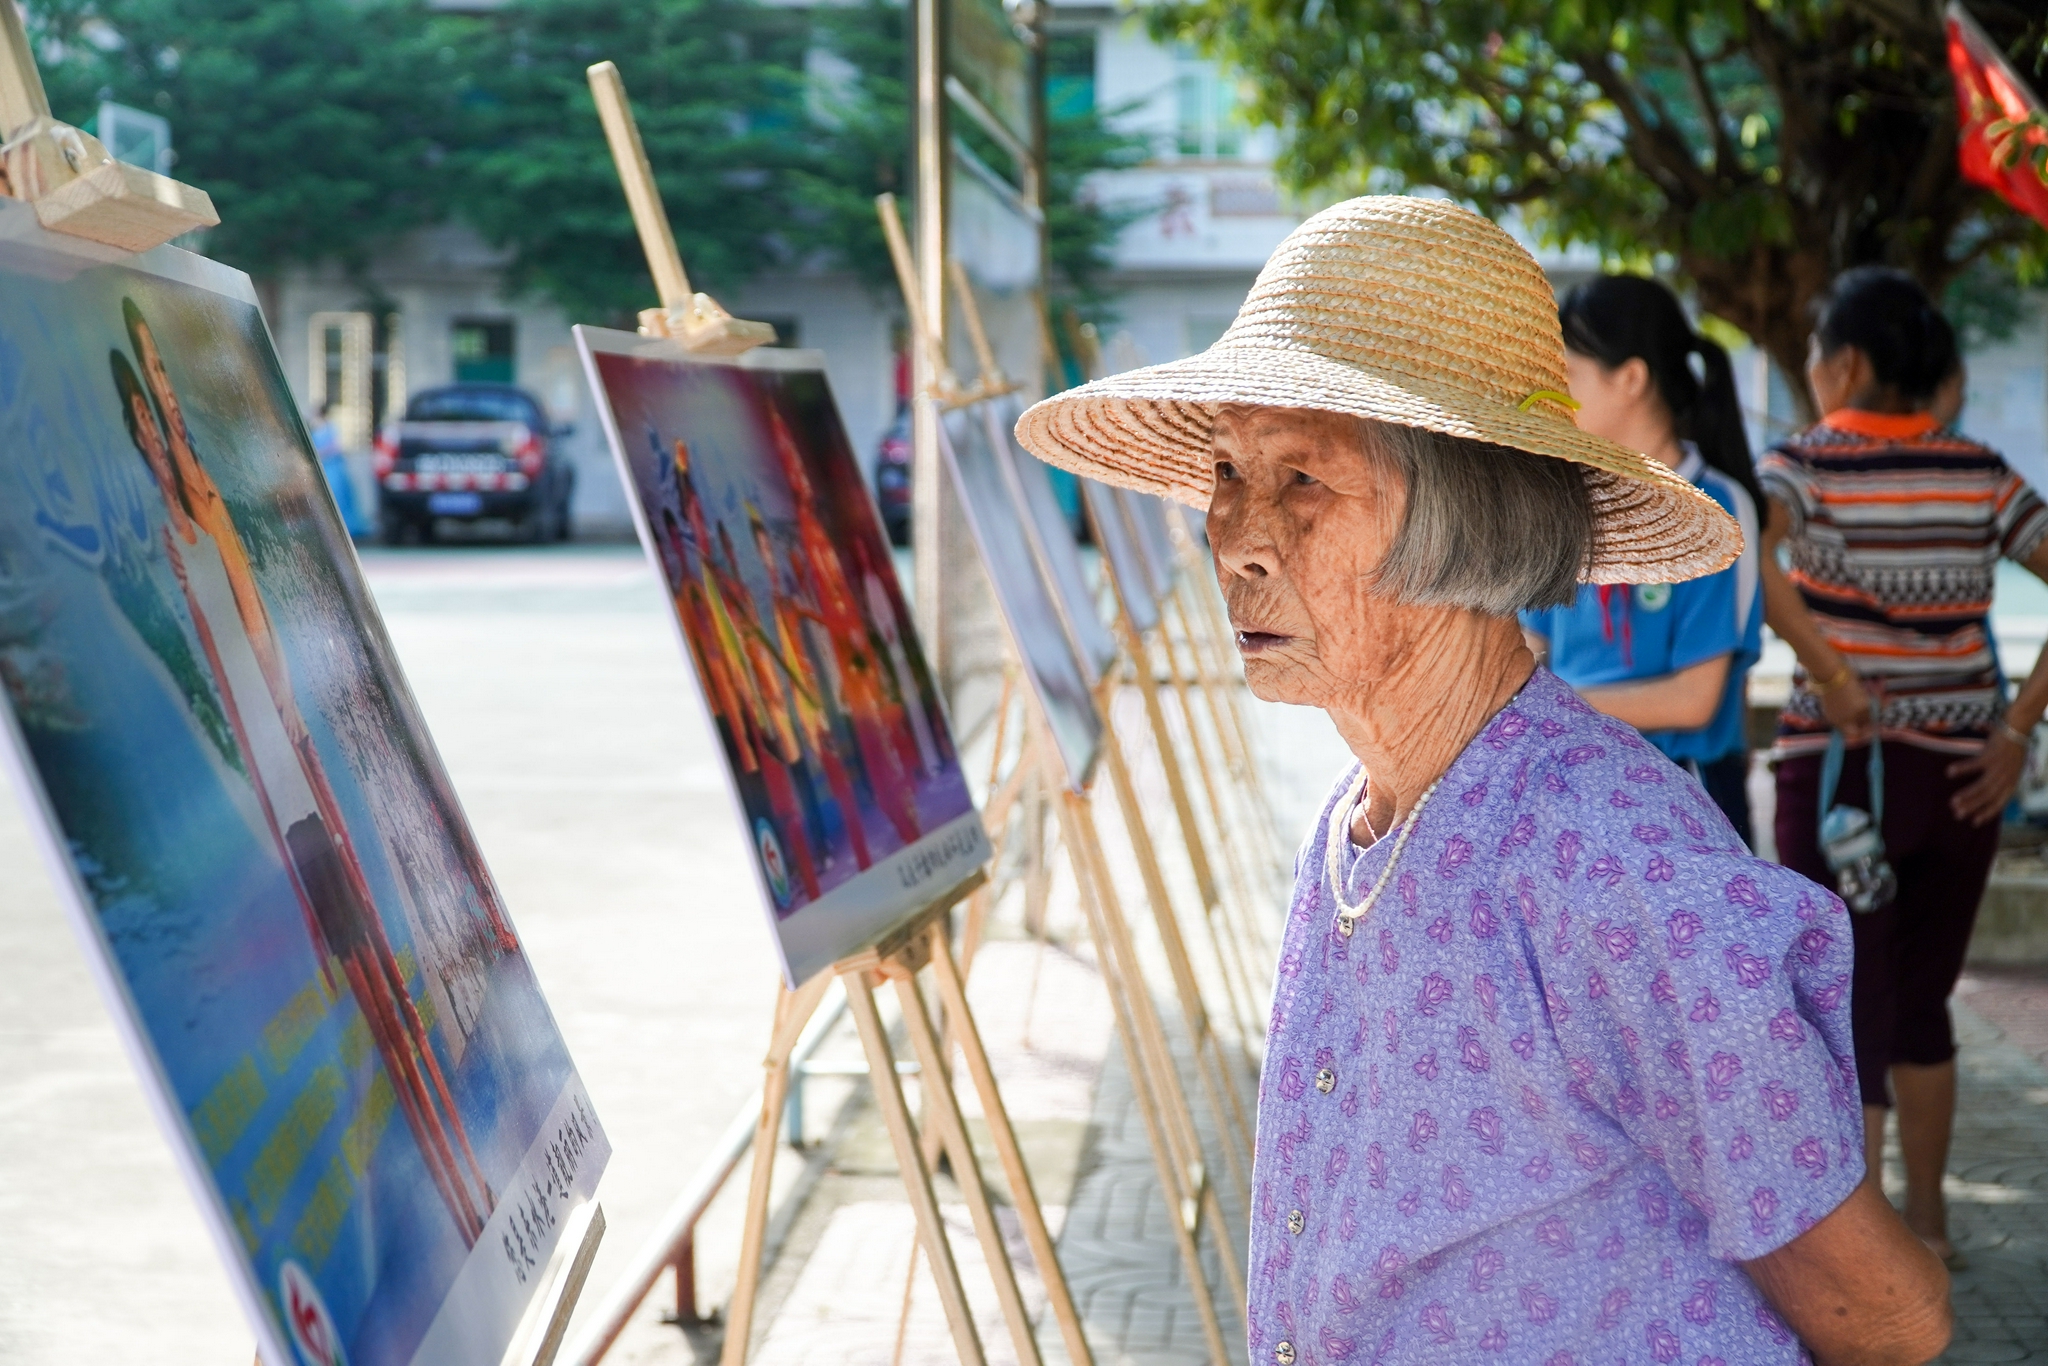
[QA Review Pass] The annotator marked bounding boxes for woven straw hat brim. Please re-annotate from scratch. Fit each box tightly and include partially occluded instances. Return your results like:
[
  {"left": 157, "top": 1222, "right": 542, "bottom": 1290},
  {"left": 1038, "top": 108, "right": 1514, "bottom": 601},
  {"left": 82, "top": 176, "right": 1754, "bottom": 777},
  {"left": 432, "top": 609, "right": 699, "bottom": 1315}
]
[{"left": 1014, "top": 341, "right": 1742, "bottom": 586}]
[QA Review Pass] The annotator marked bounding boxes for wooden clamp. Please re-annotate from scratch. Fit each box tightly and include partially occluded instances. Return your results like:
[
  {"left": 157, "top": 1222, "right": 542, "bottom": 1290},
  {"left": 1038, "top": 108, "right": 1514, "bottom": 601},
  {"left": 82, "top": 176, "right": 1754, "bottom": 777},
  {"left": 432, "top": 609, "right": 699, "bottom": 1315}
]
[
  {"left": 0, "top": 2, "right": 217, "bottom": 253},
  {"left": 874, "top": 192, "right": 1021, "bottom": 410},
  {"left": 875, "top": 191, "right": 972, "bottom": 407},
  {"left": 587, "top": 61, "right": 774, "bottom": 357},
  {"left": 945, "top": 257, "right": 1021, "bottom": 403}
]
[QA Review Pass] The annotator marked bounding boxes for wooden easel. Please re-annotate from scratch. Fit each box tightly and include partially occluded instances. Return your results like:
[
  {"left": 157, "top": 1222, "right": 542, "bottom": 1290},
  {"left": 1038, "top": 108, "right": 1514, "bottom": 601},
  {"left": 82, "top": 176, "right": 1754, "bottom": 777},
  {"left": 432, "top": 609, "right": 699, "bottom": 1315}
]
[
  {"left": 1030, "top": 701, "right": 1249, "bottom": 1366},
  {"left": 0, "top": 23, "right": 608, "bottom": 1366},
  {"left": 0, "top": 2, "right": 215, "bottom": 252},
  {"left": 876, "top": 194, "right": 1253, "bottom": 1365},
  {"left": 717, "top": 880, "right": 1093, "bottom": 1366},
  {"left": 1090, "top": 495, "right": 1278, "bottom": 1042},
  {"left": 587, "top": 62, "right": 1093, "bottom": 1366},
  {"left": 939, "top": 242, "right": 1263, "bottom": 1182}
]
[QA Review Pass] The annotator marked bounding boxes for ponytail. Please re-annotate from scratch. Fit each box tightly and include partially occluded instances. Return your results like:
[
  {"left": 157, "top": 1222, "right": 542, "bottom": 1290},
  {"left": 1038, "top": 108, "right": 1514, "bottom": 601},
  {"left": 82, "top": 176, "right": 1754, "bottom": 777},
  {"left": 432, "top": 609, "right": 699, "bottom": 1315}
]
[
  {"left": 1559, "top": 274, "right": 1761, "bottom": 509},
  {"left": 1683, "top": 334, "right": 1763, "bottom": 509}
]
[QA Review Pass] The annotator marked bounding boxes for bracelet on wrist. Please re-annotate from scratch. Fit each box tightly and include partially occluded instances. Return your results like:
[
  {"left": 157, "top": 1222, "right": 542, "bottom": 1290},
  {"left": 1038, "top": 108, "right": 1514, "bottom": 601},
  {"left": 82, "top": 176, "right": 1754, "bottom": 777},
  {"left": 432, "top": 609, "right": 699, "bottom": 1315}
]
[
  {"left": 1807, "top": 662, "right": 1853, "bottom": 695},
  {"left": 1995, "top": 718, "right": 2033, "bottom": 749}
]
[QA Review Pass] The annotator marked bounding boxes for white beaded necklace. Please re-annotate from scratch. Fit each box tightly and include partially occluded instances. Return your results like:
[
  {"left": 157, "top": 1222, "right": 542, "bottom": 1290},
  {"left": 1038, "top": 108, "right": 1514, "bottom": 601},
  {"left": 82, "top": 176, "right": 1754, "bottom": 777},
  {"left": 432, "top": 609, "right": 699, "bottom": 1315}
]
[{"left": 1327, "top": 766, "right": 1444, "bottom": 939}]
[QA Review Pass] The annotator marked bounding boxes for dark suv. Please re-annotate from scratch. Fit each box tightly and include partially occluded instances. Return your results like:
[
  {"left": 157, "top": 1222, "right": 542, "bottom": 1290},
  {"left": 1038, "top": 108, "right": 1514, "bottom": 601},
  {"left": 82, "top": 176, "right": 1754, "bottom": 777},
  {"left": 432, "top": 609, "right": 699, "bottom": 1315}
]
[{"left": 374, "top": 384, "right": 575, "bottom": 543}]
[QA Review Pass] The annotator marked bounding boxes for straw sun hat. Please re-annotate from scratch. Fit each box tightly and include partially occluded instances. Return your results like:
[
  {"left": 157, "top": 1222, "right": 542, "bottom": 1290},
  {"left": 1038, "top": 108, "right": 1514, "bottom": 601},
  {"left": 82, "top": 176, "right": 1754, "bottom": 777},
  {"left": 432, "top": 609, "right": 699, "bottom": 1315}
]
[{"left": 1014, "top": 195, "right": 1741, "bottom": 585}]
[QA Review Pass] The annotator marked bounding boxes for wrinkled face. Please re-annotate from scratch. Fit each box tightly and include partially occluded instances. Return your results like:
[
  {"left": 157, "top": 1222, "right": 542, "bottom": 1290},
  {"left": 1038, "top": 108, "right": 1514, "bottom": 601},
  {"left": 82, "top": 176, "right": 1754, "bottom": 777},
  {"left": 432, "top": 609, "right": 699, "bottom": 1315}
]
[{"left": 1206, "top": 405, "right": 1418, "bottom": 708}]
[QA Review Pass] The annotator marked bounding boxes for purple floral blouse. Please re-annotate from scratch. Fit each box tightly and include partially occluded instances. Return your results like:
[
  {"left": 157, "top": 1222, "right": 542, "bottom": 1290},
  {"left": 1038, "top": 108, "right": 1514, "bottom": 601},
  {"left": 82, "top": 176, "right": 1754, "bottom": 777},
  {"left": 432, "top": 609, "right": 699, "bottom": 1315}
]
[{"left": 1251, "top": 668, "right": 1862, "bottom": 1366}]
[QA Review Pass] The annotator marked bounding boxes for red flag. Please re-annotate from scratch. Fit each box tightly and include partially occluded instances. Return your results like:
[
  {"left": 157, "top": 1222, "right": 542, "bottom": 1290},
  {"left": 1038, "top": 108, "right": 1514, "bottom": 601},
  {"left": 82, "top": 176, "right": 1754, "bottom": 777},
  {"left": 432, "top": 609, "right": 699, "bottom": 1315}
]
[{"left": 1947, "top": 1, "right": 2048, "bottom": 230}]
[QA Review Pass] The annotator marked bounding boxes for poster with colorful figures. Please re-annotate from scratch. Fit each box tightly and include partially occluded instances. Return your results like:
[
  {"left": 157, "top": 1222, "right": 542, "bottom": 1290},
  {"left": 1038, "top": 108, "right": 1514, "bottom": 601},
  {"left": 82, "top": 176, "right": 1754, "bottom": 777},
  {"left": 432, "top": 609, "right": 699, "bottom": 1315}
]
[
  {"left": 0, "top": 206, "right": 607, "bottom": 1366},
  {"left": 575, "top": 326, "right": 989, "bottom": 986}
]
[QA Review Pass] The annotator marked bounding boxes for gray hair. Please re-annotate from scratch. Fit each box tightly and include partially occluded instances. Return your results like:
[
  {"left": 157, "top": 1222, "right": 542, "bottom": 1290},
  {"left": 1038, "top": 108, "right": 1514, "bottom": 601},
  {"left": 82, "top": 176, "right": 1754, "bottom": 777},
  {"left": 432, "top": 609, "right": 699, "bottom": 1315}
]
[{"left": 1361, "top": 418, "right": 1594, "bottom": 614}]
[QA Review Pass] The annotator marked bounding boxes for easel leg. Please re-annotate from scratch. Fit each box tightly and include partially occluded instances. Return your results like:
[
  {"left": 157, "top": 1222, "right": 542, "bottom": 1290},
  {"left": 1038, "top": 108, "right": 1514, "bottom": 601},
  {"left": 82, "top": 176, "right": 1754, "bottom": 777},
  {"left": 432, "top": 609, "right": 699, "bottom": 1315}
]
[
  {"left": 1095, "top": 717, "right": 1255, "bottom": 1205},
  {"left": 1119, "top": 618, "right": 1264, "bottom": 1046},
  {"left": 1119, "top": 642, "right": 1268, "bottom": 1066},
  {"left": 718, "top": 1056, "right": 791, "bottom": 1366},
  {"left": 1064, "top": 780, "right": 1238, "bottom": 1225},
  {"left": 519, "top": 1202, "right": 608, "bottom": 1366},
  {"left": 927, "top": 923, "right": 1096, "bottom": 1366},
  {"left": 890, "top": 966, "right": 1045, "bottom": 1366},
  {"left": 1051, "top": 787, "right": 1238, "bottom": 1366},
  {"left": 721, "top": 973, "right": 833, "bottom": 1366},
  {"left": 843, "top": 968, "right": 988, "bottom": 1366}
]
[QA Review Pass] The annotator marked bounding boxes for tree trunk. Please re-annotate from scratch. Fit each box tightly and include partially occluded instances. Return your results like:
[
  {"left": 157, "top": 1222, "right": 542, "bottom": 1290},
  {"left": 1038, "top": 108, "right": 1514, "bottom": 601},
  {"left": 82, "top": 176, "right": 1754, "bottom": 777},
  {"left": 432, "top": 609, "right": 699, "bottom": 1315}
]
[
  {"left": 1667, "top": 3, "right": 2020, "bottom": 431},
  {"left": 1682, "top": 242, "right": 1830, "bottom": 428}
]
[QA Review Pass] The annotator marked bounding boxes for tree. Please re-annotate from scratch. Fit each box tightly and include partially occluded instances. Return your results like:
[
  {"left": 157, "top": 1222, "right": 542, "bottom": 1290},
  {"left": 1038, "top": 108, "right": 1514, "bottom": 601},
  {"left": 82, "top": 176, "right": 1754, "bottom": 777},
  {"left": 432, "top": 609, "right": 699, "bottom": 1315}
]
[
  {"left": 23, "top": 0, "right": 1147, "bottom": 329},
  {"left": 27, "top": 0, "right": 466, "bottom": 282},
  {"left": 787, "top": 1, "right": 1148, "bottom": 320},
  {"left": 1156, "top": 0, "right": 2048, "bottom": 405},
  {"left": 450, "top": 0, "right": 814, "bottom": 325}
]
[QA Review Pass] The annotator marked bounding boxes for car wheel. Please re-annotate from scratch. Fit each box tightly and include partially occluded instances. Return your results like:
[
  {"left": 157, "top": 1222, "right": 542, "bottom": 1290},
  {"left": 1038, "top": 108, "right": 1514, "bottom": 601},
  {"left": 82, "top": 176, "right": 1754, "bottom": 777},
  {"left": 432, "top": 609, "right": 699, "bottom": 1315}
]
[
  {"left": 417, "top": 517, "right": 437, "bottom": 544},
  {"left": 519, "top": 502, "right": 548, "bottom": 544},
  {"left": 555, "top": 496, "right": 575, "bottom": 542}
]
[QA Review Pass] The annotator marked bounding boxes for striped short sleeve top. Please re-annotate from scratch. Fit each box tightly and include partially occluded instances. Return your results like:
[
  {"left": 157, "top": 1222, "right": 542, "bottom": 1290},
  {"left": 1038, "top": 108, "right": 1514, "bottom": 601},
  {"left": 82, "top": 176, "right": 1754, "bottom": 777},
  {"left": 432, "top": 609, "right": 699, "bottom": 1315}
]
[{"left": 1757, "top": 409, "right": 2048, "bottom": 756}]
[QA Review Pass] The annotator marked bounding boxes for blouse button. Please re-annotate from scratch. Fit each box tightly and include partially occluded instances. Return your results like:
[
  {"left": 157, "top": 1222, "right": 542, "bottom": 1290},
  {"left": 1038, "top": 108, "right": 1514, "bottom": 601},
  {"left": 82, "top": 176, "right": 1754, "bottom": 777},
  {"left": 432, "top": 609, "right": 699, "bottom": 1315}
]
[
  {"left": 1315, "top": 1067, "right": 1336, "bottom": 1094},
  {"left": 1286, "top": 1209, "right": 1305, "bottom": 1236},
  {"left": 1275, "top": 1342, "right": 1296, "bottom": 1366}
]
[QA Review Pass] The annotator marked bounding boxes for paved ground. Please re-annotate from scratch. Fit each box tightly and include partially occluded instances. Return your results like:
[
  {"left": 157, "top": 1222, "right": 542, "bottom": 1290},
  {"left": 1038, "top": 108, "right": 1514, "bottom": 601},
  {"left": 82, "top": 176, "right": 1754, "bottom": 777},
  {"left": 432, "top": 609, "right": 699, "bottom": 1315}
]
[{"left": 1940, "top": 973, "right": 2048, "bottom": 1362}]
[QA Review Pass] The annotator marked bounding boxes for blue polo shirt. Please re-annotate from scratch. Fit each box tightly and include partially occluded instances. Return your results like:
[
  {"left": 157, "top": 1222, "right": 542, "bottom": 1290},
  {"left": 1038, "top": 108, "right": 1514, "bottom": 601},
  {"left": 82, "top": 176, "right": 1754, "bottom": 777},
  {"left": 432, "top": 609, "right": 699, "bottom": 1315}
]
[{"left": 1520, "top": 446, "right": 1762, "bottom": 764}]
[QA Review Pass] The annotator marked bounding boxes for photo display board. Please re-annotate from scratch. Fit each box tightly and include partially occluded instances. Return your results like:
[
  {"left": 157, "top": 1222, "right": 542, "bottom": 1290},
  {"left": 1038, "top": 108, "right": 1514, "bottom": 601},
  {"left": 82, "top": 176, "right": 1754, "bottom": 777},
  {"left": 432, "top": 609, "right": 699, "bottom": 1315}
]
[
  {"left": 982, "top": 396, "right": 1117, "bottom": 685},
  {"left": 0, "top": 208, "right": 606, "bottom": 1366},
  {"left": 940, "top": 403, "right": 1103, "bottom": 792},
  {"left": 1081, "top": 477, "right": 1162, "bottom": 634},
  {"left": 575, "top": 327, "right": 989, "bottom": 986},
  {"left": 1120, "top": 487, "right": 1181, "bottom": 602}
]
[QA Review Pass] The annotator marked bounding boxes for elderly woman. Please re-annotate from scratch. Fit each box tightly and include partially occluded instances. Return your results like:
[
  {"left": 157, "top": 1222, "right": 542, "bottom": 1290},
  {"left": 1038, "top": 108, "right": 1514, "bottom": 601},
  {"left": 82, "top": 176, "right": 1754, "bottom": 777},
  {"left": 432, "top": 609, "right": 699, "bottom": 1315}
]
[{"left": 1018, "top": 199, "right": 1949, "bottom": 1366}]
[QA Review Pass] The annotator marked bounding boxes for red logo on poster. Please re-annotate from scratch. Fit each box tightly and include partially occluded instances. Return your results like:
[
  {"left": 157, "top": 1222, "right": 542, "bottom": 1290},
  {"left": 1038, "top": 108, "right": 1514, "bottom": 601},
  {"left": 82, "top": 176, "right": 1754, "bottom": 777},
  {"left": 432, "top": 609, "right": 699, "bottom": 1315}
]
[
  {"left": 279, "top": 1260, "right": 345, "bottom": 1366},
  {"left": 755, "top": 816, "right": 793, "bottom": 907}
]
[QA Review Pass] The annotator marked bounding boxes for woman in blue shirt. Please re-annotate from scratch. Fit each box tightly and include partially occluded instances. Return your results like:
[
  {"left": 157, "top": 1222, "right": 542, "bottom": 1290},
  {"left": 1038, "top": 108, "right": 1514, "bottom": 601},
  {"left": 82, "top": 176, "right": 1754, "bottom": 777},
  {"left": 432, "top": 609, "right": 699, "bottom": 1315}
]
[{"left": 1521, "top": 275, "right": 1765, "bottom": 844}]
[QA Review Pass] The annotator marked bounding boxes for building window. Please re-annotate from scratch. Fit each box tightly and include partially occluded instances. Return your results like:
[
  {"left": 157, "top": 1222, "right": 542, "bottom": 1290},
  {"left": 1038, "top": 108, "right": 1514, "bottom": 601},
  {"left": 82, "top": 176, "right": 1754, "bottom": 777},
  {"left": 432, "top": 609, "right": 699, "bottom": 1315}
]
[
  {"left": 1174, "top": 49, "right": 1241, "bottom": 161},
  {"left": 452, "top": 319, "right": 515, "bottom": 384},
  {"left": 1046, "top": 31, "right": 1096, "bottom": 120}
]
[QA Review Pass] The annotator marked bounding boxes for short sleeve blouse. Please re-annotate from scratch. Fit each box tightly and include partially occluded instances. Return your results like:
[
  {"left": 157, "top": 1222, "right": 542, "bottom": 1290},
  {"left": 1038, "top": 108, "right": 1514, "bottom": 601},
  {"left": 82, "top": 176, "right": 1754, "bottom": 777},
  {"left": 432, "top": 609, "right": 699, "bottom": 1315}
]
[{"left": 1249, "top": 668, "right": 1861, "bottom": 1366}]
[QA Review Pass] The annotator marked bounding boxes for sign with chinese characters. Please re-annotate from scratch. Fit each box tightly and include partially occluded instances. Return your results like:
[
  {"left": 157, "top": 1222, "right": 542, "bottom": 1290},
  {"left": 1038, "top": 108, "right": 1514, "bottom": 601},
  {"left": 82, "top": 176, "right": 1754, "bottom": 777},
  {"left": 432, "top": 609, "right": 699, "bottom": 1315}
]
[{"left": 0, "top": 201, "right": 607, "bottom": 1366}]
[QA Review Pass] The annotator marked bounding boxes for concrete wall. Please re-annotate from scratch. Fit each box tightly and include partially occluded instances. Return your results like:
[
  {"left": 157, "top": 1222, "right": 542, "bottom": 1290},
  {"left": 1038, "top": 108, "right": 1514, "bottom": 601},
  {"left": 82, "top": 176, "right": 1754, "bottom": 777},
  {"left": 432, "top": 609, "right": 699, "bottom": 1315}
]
[{"left": 1090, "top": 270, "right": 1260, "bottom": 371}]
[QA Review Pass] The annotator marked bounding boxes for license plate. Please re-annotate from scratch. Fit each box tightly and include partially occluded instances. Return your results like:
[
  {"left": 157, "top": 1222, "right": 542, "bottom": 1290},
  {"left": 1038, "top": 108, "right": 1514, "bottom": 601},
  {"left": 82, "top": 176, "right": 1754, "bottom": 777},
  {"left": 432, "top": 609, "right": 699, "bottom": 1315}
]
[
  {"left": 415, "top": 453, "right": 506, "bottom": 475},
  {"left": 428, "top": 492, "right": 484, "bottom": 516}
]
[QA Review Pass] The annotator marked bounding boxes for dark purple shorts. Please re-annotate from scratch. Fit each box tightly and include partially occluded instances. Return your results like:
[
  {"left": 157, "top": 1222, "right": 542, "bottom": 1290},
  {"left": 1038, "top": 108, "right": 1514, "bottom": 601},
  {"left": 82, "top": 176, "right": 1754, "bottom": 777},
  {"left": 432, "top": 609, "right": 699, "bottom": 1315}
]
[{"left": 1775, "top": 740, "right": 2000, "bottom": 1107}]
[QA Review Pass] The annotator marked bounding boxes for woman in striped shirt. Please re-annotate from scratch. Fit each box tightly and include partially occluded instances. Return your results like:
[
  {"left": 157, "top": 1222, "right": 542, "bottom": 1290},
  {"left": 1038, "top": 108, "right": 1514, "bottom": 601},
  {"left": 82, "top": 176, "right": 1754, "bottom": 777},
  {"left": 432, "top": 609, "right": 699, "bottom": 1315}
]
[{"left": 1761, "top": 267, "right": 2048, "bottom": 1268}]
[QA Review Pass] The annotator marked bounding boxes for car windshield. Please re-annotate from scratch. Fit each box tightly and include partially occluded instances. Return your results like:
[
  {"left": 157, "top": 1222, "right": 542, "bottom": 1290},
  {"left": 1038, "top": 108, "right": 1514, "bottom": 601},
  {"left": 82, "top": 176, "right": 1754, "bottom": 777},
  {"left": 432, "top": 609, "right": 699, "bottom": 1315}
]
[{"left": 406, "top": 389, "right": 536, "bottom": 424}]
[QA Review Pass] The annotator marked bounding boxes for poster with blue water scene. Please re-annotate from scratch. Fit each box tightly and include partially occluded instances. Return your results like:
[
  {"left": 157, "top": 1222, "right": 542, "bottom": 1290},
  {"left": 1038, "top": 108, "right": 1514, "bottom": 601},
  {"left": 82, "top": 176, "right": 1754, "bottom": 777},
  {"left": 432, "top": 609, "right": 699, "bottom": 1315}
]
[{"left": 0, "top": 209, "right": 607, "bottom": 1366}]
